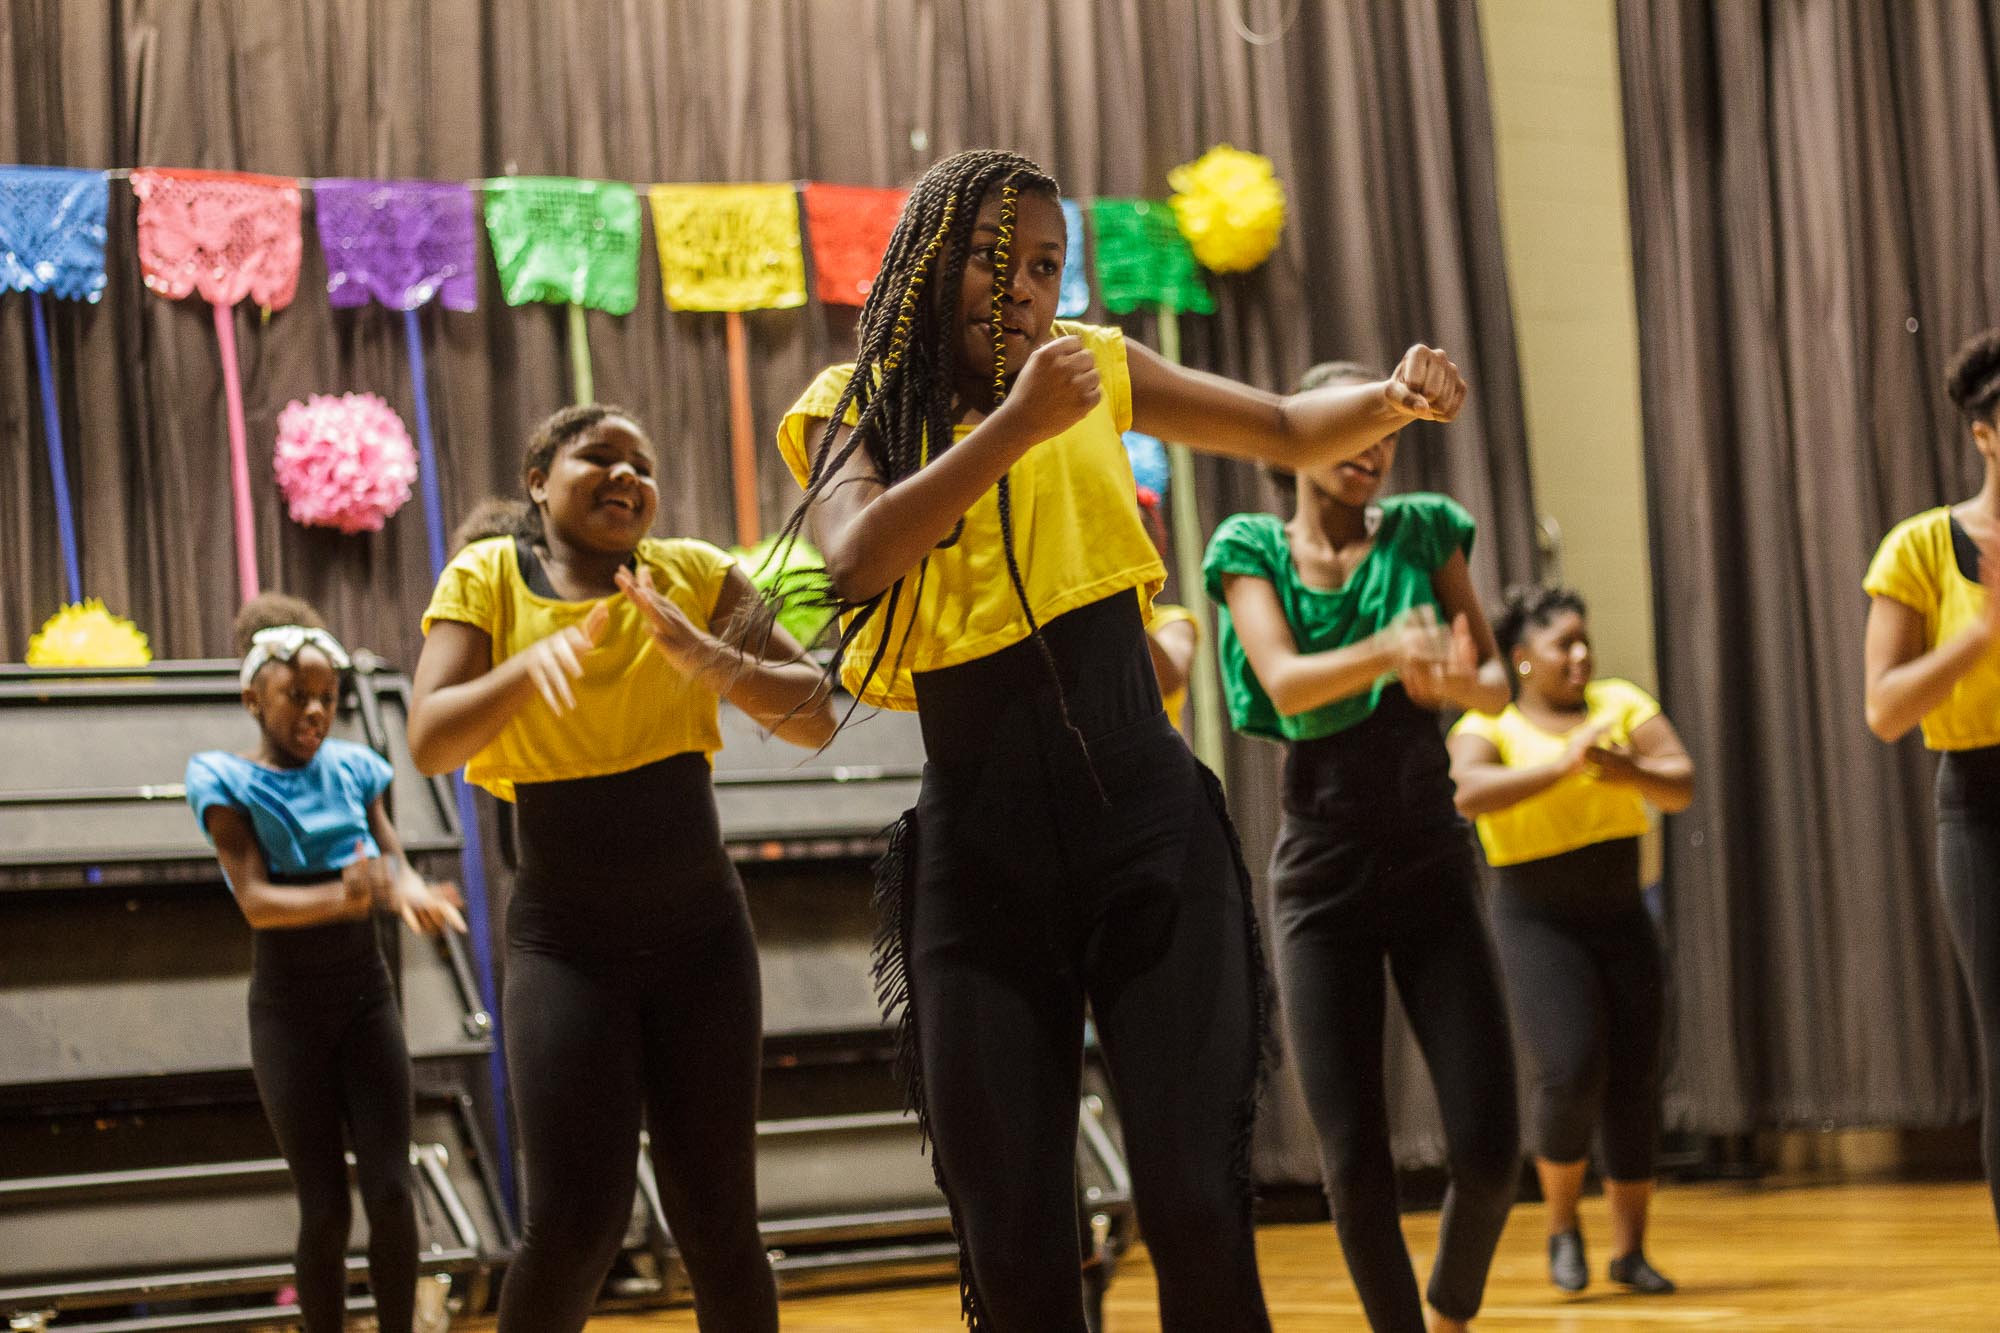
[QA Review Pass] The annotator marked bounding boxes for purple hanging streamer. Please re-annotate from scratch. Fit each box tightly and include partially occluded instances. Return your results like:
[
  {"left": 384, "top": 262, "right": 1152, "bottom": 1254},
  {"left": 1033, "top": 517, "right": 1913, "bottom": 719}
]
[
  {"left": 318, "top": 179, "right": 512, "bottom": 1211},
  {"left": 315, "top": 179, "right": 478, "bottom": 313}
]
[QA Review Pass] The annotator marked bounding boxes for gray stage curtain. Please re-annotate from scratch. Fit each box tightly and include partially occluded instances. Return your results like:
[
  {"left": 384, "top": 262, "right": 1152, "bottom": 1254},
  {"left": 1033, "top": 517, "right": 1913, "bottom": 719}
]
[
  {"left": 1617, "top": 0, "right": 2000, "bottom": 1133},
  {"left": 2, "top": 0, "right": 1532, "bottom": 1185}
]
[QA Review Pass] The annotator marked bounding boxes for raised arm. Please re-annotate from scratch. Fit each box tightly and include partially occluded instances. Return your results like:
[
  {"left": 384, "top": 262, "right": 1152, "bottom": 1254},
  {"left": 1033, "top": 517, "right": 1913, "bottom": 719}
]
[
  {"left": 1148, "top": 615, "right": 1198, "bottom": 705},
  {"left": 618, "top": 564, "right": 838, "bottom": 750},
  {"left": 1410, "top": 550, "right": 1511, "bottom": 716},
  {"left": 1219, "top": 572, "right": 1414, "bottom": 716},
  {"left": 205, "top": 809, "right": 382, "bottom": 930},
  {"left": 1865, "top": 591, "right": 1996, "bottom": 742},
  {"left": 1585, "top": 713, "right": 1696, "bottom": 813},
  {"left": 365, "top": 796, "right": 467, "bottom": 936},
  {"left": 1448, "top": 725, "right": 1606, "bottom": 818},
  {"left": 807, "top": 337, "right": 1104, "bottom": 604},
  {"left": 1127, "top": 341, "right": 1467, "bottom": 471},
  {"left": 408, "top": 603, "right": 609, "bottom": 776}
]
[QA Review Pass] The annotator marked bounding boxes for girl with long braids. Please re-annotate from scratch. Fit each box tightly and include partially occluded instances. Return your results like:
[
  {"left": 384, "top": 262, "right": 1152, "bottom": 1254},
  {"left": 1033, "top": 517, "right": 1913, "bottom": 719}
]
[
  {"left": 408, "top": 404, "right": 836, "bottom": 1332},
  {"left": 1205, "top": 360, "right": 1515, "bottom": 1333},
  {"left": 769, "top": 149, "right": 1467, "bottom": 1331},
  {"left": 1448, "top": 586, "right": 1692, "bottom": 1296},
  {"left": 1866, "top": 328, "right": 2000, "bottom": 1235}
]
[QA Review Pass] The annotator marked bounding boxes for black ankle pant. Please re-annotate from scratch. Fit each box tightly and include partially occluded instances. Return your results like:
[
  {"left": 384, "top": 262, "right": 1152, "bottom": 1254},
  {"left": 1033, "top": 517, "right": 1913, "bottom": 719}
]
[
  {"left": 497, "top": 754, "right": 776, "bottom": 1333},
  {"left": 1489, "top": 838, "right": 1664, "bottom": 1179},
  {"left": 248, "top": 922, "right": 416, "bottom": 1333},
  {"left": 1270, "top": 689, "right": 1519, "bottom": 1331},
  {"left": 1937, "top": 745, "right": 2000, "bottom": 1232},
  {"left": 887, "top": 593, "right": 1273, "bottom": 1332}
]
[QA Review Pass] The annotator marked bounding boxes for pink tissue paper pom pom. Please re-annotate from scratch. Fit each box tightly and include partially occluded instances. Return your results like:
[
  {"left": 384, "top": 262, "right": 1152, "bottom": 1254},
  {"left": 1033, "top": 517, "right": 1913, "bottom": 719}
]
[{"left": 272, "top": 392, "right": 419, "bottom": 534}]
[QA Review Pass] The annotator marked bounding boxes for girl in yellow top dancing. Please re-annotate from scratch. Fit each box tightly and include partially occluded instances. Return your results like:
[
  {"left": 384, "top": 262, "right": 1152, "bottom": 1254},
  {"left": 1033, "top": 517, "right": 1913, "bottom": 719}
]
[
  {"left": 769, "top": 148, "right": 1468, "bottom": 1331},
  {"left": 1448, "top": 586, "right": 1693, "bottom": 1297},
  {"left": 1865, "top": 327, "right": 2000, "bottom": 1236},
  {"left": 408, "top": 404, "right": 834, "bottom": 1333}
]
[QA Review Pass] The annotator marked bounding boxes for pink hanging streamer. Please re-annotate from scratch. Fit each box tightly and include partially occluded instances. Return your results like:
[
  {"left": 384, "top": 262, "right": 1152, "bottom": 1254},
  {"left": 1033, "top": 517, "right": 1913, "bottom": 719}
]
[
  {"left": 131, "top": 169, "right": 303, "bottom": 604},
  {"left": 211, "top": 304, "right": 259, "bottom": 603}
]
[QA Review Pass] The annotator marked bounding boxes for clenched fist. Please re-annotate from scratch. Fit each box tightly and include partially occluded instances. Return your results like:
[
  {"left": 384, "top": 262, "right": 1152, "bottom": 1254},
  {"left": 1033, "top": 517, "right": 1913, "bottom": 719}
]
[
  {"left": 1384, "top": 345, "right": 1469, "bottom": 424},
  {"left": 997, "top": 335, "right": 1102, "bottom": 444}
]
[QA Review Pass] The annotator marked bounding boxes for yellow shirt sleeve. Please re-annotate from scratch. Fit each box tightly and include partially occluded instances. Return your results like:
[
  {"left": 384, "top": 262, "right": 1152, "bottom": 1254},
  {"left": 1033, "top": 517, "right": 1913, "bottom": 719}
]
[
  {"left": 1864, "top": 509, "right": 1942, "bottom": 617},
  {"left": 1449, "top": 706, "right": 1506, "bottom": 753},
  {"left": 776, "top": 364, "right": 862, "bottom": 492},
  {"left": 422, "top": 538, "right": 505, "bottom": 637},
  {"left": 1591, "top": 678, "right": 1662, "bottom": 741},
  {"left": 645, "top": 537, "right": 736, "bottom": 628}
]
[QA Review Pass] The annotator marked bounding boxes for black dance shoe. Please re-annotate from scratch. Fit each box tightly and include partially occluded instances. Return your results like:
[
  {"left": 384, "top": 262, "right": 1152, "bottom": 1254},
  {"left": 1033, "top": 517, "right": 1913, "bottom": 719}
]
[
  {"left": 1608, "top": 1251, "right": 1676, "bottom": 1294},
  {"left": 1549, "top": 1226, "right": 1588, "bottom": 1292}
]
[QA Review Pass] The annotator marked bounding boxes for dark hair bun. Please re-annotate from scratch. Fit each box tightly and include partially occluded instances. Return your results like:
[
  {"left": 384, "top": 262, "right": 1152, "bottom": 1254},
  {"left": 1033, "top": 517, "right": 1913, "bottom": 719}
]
[
  {"left": 1946, "top": 329, "right": 2000, "bottom": 423},
  {"left": 232, "top": 592, "right": 326, "bottom": 659},
  {"left": 1493, "top": 584, "right": 1587, "bottom": 659}
]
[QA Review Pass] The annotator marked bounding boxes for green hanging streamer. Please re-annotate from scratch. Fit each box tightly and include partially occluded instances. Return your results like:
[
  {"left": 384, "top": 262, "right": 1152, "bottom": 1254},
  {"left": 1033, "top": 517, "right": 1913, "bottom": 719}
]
[{"left": 1088, "top": 198, "right": 1215, "bottom": 316}]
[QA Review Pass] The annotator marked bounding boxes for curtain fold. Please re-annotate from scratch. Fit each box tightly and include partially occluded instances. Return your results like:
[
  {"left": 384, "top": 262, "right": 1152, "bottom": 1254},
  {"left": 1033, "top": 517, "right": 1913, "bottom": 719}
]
[
  {"left": 2, "top": 0, "right": 1531, "bottom": 1184},
  {"left": 1617, "top": 0, "right": 2000, "bottom": 1133}
]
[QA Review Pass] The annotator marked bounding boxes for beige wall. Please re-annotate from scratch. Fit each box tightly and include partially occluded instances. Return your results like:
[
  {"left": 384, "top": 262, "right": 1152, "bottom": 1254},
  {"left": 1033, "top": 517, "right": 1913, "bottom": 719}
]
[{"left": 1478, "top": 0, "right": 1657, "bottom": 694}]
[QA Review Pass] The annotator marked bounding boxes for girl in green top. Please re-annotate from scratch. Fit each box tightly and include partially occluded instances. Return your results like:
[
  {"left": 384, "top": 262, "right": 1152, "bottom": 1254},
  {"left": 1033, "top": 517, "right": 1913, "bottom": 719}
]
[{"left": 1204, "top": 360, "right": 1515, "bottom": 1333}]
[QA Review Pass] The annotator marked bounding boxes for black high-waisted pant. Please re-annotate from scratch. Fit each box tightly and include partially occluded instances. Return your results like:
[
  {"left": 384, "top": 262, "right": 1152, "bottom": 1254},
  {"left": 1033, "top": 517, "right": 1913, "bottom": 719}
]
[
  {"left": 1269, "top": 689, "right": 1519, "bottom": 1331},
  {"left": 881, "top": 592, "right": 1273, "bottom": 1332},
  {"left": 1936, "top": 744, "right": 2000, "bottom": 1232},
  {"left": 1489, "top": 837, "right": 1664, "bottom": 1180},
  {"left": 496, "top": 754, "right": 776, "bottom": 1333},
  {"left": 248, "top": 916, "right": 416, "bottom": 1333}
]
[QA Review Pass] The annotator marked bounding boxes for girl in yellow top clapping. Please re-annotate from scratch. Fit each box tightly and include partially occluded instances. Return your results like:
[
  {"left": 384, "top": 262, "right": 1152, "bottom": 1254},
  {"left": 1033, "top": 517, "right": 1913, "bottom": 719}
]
[
  {"left": 408, "top": 404, "right": 834, "bottom": 1333},
  {"left": 1447, "top": 586, "right": 1693, "bottom": 1298},
  {"left": 1864, "top": 327, "right": 2000, "bottom": 1236}
]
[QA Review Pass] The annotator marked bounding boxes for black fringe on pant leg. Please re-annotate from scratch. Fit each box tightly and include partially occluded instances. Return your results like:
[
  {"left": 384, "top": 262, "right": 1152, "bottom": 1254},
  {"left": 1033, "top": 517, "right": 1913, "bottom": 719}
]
[
  {"left": 870, "top": 810, "right": 990, "bottom": 1328},
  {"left": 1193, "top": 762, "right": 1279, "bottom": 1241}
]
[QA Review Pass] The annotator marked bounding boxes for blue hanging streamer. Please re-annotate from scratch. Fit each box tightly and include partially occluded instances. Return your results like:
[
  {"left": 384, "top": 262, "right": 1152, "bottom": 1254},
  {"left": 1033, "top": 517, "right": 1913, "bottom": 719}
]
[
  {"left": 401, "top": 303, "right": 516, "bottom": 1216},
  {"left": 1058, "top": 197, "right": 1091, "bottom": 319},
  {"left": 4, "top": 166, "right": 107, "bottom": 606},
  {"left": 29, "top": 294, "right": 82, "bottom": 604}
]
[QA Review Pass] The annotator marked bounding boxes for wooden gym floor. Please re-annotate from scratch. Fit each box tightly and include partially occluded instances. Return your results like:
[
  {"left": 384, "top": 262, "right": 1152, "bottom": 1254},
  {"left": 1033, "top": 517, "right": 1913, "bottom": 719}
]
[{"left": 509, "top": 1180, "right": 1997, "bottom": 1331}]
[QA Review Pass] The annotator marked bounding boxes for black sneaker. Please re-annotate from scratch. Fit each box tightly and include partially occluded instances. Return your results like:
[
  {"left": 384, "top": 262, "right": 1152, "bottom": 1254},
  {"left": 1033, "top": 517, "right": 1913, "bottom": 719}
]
[
  {"left": 1549, "top": 1226, "right": 1588, "bottom": 1292},
  {"left": 1608, "top": 1251, "right": 1676, "bottom": 1294}
]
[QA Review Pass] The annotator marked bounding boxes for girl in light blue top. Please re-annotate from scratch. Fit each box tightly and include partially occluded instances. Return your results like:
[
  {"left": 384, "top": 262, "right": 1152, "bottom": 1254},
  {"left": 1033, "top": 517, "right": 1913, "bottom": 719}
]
[{"left": 186, "top": 593, "right": 462, "bottom": 1333}]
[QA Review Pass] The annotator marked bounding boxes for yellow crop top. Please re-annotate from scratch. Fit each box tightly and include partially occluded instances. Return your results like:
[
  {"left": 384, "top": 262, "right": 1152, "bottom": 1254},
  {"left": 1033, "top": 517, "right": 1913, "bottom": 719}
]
[
  {"left": 1146, "top": 600, "right": 1200, "bottom": 732},
  {"left": 776, "top": 320, "right": 1166, "bottom": 710},
  {"left": 421, "top": 536, "right": 735, "bottom": 800},
  {"left": 1450, "top": 677, "right": 1661, "bottom": 867},
  {"left": 1865, "top": 507, "right": 2000, "bottom": 750}
]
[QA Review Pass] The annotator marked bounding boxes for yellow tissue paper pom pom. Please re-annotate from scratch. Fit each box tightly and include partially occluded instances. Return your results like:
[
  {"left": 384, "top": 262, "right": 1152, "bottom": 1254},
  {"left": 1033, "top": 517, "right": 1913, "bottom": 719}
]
[
  {"left": 26, "top": 599, "right": 153, "bottom": 668},
  {"left": 1168, "top": 144, "right": 1287, "bottom": 274}
]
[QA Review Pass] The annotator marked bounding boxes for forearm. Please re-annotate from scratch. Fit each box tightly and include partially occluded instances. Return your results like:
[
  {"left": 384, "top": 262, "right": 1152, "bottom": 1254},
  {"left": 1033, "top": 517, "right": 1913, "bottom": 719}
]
[
  {"left": 1449, "top": 660, "right": 1512, "bottom": 716},
  {"left": 1272, "top": 383, "right": 1417, "bottom": 471},
  {"left": 1452, "top": 759, "right": 1572, "bottom": 818},
  {"left": 409, "top": 654, "right": 541, "bottom": 775},
  {"left": 1148, "top": 635, "right": 1191, "bottom": 701},
  {"left": 1619, "top": 754, "right": 1696, "bottom": 813},
  {"left": 820, "top": 415, "right": 1035, "bottom": 603},
  {"left": 237, "top": 878, "right": 369, "bottom": 930},
  {"left": 1261, "top": 636, "right": 1397, "bottom": 716},
  {"left": 1868, "top": 627, "right": 1990, "bottom": 741},
  {"left": 657, "top": 628, "right": 836, "bottom": 748}
]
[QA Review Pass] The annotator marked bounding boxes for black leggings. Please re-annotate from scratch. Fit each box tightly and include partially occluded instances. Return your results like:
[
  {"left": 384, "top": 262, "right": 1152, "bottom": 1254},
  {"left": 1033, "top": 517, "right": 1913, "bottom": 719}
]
[
  {"left": 497, "top": 754, "right": 775, "bottom": 1333},
  {"left": 1937, "top": 746, "right": 2000, "bottom": 1230},
  {"left": 1271, "top": 690, "right": 1518, "bottom": 1332},
  {"left": 888, "top": 593, "right": 1272, "bottom": 1332},
  {"left": 1489, "top": 838, "right": 1664, "bottom": 1179},
  {"left": 247, "top": 923, "right": 416, "bottom": 1333}
]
